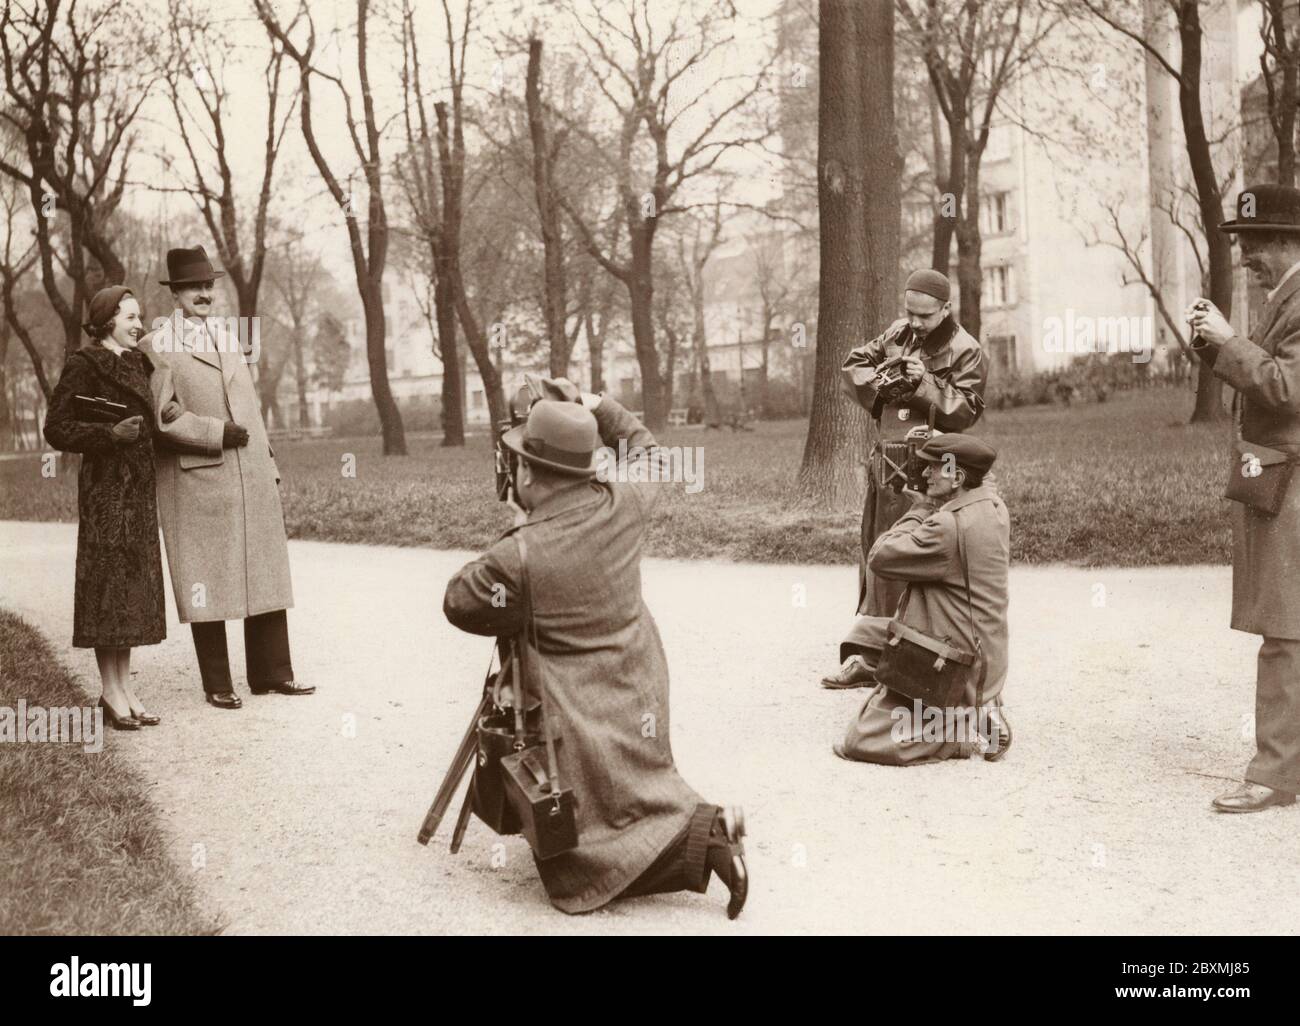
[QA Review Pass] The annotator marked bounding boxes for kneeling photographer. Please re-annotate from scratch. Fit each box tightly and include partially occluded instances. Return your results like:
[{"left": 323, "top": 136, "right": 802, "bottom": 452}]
[
  {"left": 440, "top": 378, "right": 748, "bottom": 918},
  {"left": 829, "top": 435, "right": 1012, "bottom": 766}
]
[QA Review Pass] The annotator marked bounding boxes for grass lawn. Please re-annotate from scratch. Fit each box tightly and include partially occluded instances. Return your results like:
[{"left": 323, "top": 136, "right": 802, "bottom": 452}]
[
  {"left": 0, "top": 385, "right": 1232, "bottom": 566},
  {"left": 0, "top": 610, "right": 218, "bottom": 934}
]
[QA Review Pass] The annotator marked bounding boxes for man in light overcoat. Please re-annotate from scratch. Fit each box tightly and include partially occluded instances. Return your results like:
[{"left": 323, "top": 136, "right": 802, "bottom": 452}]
[
  {"left": 1190, "top": 184, "right": 1300, "bottom": 812},
  {"left": 146, "top": 245, "right": 312, "bottom": 710}
]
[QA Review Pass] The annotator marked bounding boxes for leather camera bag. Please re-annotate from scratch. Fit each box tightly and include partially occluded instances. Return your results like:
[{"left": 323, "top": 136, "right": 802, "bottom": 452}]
[
  {"left": 498, "top": 533, "right": 579, "bottom": 860},
  {"left": 1223, "top": 392, "right": 1296, "bottom": 516}
]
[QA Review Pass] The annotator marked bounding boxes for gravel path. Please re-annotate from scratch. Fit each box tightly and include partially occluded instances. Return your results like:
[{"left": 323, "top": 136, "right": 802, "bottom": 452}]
[{"left": 2, "top": 519, "right": 1296, "bottom": 935}]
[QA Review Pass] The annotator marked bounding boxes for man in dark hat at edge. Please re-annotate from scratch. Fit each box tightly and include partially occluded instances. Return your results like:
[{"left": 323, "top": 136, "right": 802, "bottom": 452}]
[
  {"left": 822, "top": 268, "right": 988, "bottom": 689},
  {"left": 1189, "top": 183, "right": 1300, "bottom": 813},
  {"left": 442, "top": 384, "right": 749, "bottom": 918},
  {"left": 832, "top": 433, "right": 1012, "bottom": 765}
]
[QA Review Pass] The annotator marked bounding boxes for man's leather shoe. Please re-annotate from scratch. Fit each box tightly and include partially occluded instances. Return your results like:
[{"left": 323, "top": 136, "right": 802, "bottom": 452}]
[
  {"left": 1212, "top": 783, "right": 1296, "bottom": 813},
  {"left": 249, "top": 680, "right": 316, "bottom": 696},
  {"left": 205, "top": 691, "right": 243, "bottom": 710},
  {"left": 714, "top": 805, "right": 748, "bottom": 920},
  {"left": 983, "top": 703, "right": 1012, "bottom": 762},
  {"left": 820, "top": 656, "right": 874, "bottom": 690}
]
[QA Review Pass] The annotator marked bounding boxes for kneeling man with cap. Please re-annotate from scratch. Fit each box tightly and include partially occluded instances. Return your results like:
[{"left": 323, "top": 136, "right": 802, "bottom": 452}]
[
  {"left": 443, "top": 386, "right": 748, "bottom": 917},
  {"left": 832, "top": 434, "right": 1012, "bottom": 765}
]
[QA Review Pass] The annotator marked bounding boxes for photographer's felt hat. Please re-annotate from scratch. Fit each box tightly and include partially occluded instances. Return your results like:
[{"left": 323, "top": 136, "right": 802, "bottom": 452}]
[
  {"left": 915, "top": 433, "right": 997, "bottom": 475},
  {"left": 1219, "top": 184, "right": 1300, "bottom": 234},
  {"left": 501, "top": 399, "right": 600, "bottom": 477},
  {"left": 159, "top": 245, "right": 226, "bottom": 285}
]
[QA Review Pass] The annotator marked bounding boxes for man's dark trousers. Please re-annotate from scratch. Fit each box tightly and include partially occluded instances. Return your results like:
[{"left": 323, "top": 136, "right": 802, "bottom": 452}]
[{"left": 191, "top": 609, "right": 294, "bottom": 694}]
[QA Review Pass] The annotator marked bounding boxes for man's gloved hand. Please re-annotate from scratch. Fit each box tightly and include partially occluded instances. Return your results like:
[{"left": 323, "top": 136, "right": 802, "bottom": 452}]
[
  {"left": 111, "top": 415, "right": 143, "bottom": 444},
  {"left": 538, "top": 376, "right": 583, "bottom": 403},
  {"left": 222, "top": 422, "right": 249, "bottom": 448}
]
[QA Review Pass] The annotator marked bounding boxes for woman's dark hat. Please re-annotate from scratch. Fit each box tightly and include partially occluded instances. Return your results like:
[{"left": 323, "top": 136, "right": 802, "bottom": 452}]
[
  {"left": 1219, "top": 184, "right": 1300, "bottom": 234},
  {"left": 81, "top": 285, "right": 135, "bottom": 337},
  {"left": 159, "top": 245, "right": 225, "bottom": 285},
  {"left": 500, "top": 399, "right": 600, "bottom": 477}
]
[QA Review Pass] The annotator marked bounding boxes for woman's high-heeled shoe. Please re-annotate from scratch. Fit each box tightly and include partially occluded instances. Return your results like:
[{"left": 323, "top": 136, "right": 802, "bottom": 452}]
[
  {"left": 98, "top": 696, "right": 141, "bottom": 731},
  {"left": 131, "top": 710, "right": 160, "bottom": 726}
]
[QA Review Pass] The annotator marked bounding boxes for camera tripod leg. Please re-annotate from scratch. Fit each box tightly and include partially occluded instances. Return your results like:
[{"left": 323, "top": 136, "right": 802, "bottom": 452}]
[
  {"left": 418, "top": 694, "right": 489, "bottom": 846},
  {"left": 449, "top": 775, "right": 476, "bottom": 854}
]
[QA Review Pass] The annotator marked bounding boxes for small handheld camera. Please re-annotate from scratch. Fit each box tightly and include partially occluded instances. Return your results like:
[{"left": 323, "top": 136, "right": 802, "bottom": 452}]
[
  {"left": 873, "top": 355, "right": 915, "bottom": 406},
  {"left": 494, "top": 377, "right": 548, "bottom": 504}
]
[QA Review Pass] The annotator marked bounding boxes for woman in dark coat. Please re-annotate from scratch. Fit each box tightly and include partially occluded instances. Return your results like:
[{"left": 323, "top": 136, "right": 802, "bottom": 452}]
[{"left": 43, "top": 286, "right": 171, "bottom": 729}]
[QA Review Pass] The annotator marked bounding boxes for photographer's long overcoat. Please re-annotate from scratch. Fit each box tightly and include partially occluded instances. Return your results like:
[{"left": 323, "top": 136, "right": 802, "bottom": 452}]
[
  {"left": 1206, "top": 273, "right": 1300, "bottom": 639},
  {"left": 842, "top": 316, "right": 987, "bottom": 616},
  {"left": 144, "top": 314, "right": 292, "bottom": 623},
  {"left": 443, "top": 399, "right": 704, "bottom": 913}
]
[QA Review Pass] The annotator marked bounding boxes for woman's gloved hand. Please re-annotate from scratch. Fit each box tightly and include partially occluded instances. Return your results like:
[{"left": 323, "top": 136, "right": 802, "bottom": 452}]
[
  {"left": 160, "top": 400, "right": 182, "bottom": 424},
  {"left": 111, "top": 415, "right": 143, "bottom": 444}
]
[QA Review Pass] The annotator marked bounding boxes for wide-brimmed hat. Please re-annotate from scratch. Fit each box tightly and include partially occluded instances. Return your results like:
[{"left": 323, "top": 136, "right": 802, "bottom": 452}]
[
  {"left": 500, "top": 399, "right": 600, "bottom": 477},
  {"left": 1219, "top": 184, "right": 1300, "bottom": 234},
  {"left": 159, "top": 245, "right": 225, "bottom": 285},
  {"left": 915, "top": 433, "right": 997, "bottom": 475}
]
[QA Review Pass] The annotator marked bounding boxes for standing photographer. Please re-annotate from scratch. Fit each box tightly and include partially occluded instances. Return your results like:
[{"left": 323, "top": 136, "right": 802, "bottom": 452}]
[
  {"left": 442, "top": 382, "right": 748, "bottom": 918},
  {"left": 1189, "top": 183, "right": 1300, "bottom": 814},
  {"left": 823, "top": 269, "right": 987, "bottom": 690}
]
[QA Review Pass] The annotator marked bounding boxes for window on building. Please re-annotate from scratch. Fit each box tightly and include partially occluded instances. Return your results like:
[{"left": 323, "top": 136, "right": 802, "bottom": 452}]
[
  {"left": 983, "top": 265, "right": 1015, "bottom": 308},
  {"left": 985, "top": 334, "right": 1017, "bottom": 376},
  {"left": 471, "top": 389, "right": 484, "bottom": 409},
  {"left": 981, "top": 192, "right": 1010, "bottom": 235},
  {"left": 619, "top": 376, "right": 637, "bottom": 398}
]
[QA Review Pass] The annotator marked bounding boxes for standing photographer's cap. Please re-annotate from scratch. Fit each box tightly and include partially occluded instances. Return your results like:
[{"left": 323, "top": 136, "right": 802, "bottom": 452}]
[
  {"left": 904, "top": 269, "right": 952, "bottom": 302},
  {"left": 500, "top": 399, "right": 600, "bottom": 477}
]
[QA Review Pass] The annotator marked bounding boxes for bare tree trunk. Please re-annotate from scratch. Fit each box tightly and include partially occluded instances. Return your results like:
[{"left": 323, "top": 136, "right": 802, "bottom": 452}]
[
  {"left": 1178, "top": 4, "right": 1228, "bottom": 423},
  {"left": 932, "top": 115, "right": 963, "bottom": 276},
  {"left": 450, "top": 265, "right": 507, "bottom": 433},
  {"left": 434, "top": 257, "right": 465, "bottom": 445},
  {"left": 798, "top": 0, "right": 898, "bottom": 506},
  {"left": 955, "top": 159, "right": 983, "bottom": 338},
  {"left": 693, "top": 286, "right": 721, "bottom": 427},
  {"left": 526, "top": 39, "right": 571, "bottom": 377},
  {"left": 628, "top": 227, "right": 665, "bottom": 427}
]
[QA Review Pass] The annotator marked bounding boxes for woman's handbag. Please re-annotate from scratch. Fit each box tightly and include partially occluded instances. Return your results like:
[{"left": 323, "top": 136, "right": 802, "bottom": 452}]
[
  {"left": 471, "top": 533, "right": 578, "bottom": 860},
  {"left": 873, "top": 509, "right": 987, "bottom": 711}
]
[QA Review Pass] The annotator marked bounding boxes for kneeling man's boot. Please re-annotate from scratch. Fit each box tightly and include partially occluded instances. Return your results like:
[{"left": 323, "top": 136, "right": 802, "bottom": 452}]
[
  {"left": 707, "top": 806, "right": 748, "bottom": 920},
  {"left": 983, "top": 703, "right": 1012, "bottom": 762},
  {"left": 1212, "top": 783, "right": 1296, "bottom": 813}
]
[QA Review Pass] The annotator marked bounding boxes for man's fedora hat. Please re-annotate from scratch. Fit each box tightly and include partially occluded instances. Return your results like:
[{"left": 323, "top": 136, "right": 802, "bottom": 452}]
[
  {"left": 501, "top": 399, "right": 600, "bottom": 477},
  {"left": 159, "top": 245, "right": 226, "bottom": 286},
  {"left": 1219, "top": 184, "right": 1300, "bottom": 234}
]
